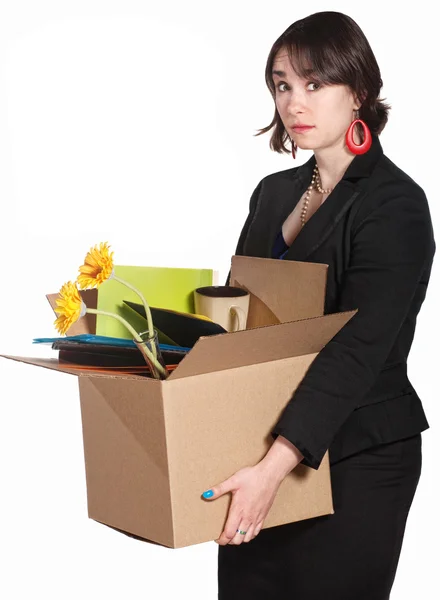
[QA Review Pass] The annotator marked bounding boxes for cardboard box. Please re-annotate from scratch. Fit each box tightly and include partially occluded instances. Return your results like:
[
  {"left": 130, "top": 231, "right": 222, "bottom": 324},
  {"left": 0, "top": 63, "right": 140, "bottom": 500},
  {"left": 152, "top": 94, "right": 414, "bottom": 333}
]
[{"left": 0, "top": 256, "right": 356, "bottom": 548}]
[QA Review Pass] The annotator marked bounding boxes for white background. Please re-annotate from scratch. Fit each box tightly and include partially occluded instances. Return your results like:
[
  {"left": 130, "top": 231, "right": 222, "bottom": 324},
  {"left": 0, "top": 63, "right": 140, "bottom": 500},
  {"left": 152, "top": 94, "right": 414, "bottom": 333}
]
[{"left": 0, "top": 1, "right": 438, "bottom": 598}]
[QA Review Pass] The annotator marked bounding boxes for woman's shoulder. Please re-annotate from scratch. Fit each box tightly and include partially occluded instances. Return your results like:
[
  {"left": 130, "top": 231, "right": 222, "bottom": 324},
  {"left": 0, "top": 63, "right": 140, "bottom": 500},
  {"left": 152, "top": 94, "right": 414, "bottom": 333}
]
[
  {"left": 371, "top": 153, "right": 427, "bottom": 201},
  {"left": 256, "top": 164, "right": 304, "bottom": 188},
  {"left": 246, "top": 165, "right": 302, "bottom": 210},
  {"left": 353, "top": 153, "right": 433, "bottom": 236}
]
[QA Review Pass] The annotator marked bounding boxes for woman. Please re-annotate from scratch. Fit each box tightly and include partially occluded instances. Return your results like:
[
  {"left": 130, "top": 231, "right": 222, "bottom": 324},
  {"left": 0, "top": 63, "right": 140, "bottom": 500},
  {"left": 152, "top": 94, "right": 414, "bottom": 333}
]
[{"left": 202, "top": 11, "right": 436, "bottom": 600}]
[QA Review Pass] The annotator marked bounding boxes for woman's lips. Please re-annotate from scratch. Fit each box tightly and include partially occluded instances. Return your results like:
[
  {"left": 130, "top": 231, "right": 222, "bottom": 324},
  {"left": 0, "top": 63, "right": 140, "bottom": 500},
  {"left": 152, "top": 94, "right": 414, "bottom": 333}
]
[{"left": 291, "top": 125, "right": 314, "bottom": 132}]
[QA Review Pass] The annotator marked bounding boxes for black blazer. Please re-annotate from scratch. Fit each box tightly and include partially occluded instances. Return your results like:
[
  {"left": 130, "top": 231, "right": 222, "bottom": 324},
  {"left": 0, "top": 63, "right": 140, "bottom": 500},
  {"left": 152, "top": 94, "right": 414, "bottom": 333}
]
[{"left": 226, "top": 134, "right": 436, "bottom": 470}]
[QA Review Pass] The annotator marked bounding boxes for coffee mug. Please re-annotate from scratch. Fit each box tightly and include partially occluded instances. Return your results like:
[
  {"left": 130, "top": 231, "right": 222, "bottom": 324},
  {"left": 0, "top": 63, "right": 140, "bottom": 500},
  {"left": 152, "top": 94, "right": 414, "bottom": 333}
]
[{"left": 194, "top": 286, "right": 250, "bottom": 332}]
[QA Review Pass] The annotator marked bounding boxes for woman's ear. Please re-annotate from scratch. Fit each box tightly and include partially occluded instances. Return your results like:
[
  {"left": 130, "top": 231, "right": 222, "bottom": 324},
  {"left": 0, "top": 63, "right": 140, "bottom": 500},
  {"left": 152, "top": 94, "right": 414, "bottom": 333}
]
[{"left": 353, "top": 89, "right": 367, "bottom": 110}]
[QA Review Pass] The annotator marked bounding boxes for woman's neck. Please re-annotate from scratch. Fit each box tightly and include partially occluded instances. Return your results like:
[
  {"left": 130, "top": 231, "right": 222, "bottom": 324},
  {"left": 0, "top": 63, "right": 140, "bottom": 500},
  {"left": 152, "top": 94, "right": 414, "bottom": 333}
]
[{"left": 313, "top": 134, "right": 360, "bottom": 190}]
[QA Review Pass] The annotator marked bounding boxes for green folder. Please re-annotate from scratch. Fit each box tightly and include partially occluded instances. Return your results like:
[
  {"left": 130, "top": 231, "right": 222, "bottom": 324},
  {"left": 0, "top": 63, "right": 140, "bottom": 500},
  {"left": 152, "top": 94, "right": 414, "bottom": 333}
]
[{"left": 95, "top": 265, "right": 214, "bottom": 340}]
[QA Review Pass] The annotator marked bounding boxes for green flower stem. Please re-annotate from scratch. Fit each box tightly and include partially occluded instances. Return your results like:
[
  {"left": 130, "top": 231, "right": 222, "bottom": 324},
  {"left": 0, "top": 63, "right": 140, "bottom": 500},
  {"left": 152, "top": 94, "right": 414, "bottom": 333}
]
[
  {"left": 112, "top": 274, "right": 156, "bottom": 360},
  {"left": 85, "top": 308, "right": 167, "bottom": 379}
]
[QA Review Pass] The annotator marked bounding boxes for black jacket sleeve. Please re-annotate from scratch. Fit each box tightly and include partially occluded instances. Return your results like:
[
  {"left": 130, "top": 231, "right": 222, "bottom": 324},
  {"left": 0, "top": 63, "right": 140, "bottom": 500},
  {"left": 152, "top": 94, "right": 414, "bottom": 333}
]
[
  {"left": 272, "top": 186, "right": 436, "bottom": 469},
  {"left": 225, "top": 180, "right": 263, "bottom": 286}
]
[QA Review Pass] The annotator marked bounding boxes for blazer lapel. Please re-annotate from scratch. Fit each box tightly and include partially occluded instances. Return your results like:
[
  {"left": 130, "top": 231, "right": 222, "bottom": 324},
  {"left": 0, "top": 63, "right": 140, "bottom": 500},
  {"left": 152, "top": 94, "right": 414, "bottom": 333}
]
[
  {"left": 268, "top": 134, "right": 384, "bottom": 262},
  {"left": 283, "top": 178, "right": 360, "bottom": 262},
  {"left": 261, "top": 159, "right": 313, "bottom": 259},
  {"left": 242, "top": 163, "right": 311, "bottom": 260}
]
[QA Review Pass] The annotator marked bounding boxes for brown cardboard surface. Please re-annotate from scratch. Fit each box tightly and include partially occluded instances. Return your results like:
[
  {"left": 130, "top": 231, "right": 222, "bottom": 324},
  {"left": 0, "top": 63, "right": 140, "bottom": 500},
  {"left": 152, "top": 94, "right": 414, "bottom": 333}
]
[
  {"left": 0, "top": 355, "right": 146, "bottom": 380},
  {"left": 1, "top": 256, "right": 359, "bottom": 548},
  {"left": 168, "top": 310, "right": 356, "bottom": 380},
  {"left": 0, "top": 355, "right": 94, "bottom": 377},
  {"left": 229, "top": 255, "right": 328, "bottom": 326},
  {"left": 78, "top": 377, "right": 174, "bottom": 546},
  {"left": 163, "top": 355, "right": 333, "bottom": 547}
]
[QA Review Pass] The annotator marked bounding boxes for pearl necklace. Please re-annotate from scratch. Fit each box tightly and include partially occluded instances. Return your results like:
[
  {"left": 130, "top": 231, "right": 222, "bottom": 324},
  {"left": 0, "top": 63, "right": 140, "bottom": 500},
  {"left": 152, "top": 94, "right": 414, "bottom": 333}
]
[{"left": 300, "top": 164, "right": 333, "bottom": 228}]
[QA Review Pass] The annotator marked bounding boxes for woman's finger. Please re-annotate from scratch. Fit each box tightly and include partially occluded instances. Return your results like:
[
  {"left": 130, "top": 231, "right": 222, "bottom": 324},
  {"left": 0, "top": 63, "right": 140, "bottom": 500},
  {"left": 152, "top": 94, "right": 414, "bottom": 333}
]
[
  {"left": 228, "top": 520, "right": 253, "bottom": 545},
  {"left": 243, "top": 523, "right": 256, "bottom": 543},
  {"left": 202, "top": 475, "right": 236, "bottom": 501},
  {"left": 215, "top": 507, "right": 242, "bottom": 546},
  {"left": 252, "top": 520, "right": 264, "bottom": 539}
]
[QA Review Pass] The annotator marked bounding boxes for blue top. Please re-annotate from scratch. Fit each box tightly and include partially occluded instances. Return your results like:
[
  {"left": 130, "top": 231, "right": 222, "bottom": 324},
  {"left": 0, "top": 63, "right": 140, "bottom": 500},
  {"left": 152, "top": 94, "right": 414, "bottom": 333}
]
[{"left": 272, "top": 229, "right": 290, "bottom": 259}]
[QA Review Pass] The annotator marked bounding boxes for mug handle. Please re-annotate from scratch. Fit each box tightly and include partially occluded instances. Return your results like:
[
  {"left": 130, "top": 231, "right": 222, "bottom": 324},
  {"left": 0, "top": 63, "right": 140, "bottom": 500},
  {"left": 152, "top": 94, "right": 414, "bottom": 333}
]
[{"left": 230, "top": 305, "right": 247, "bottom": 331}]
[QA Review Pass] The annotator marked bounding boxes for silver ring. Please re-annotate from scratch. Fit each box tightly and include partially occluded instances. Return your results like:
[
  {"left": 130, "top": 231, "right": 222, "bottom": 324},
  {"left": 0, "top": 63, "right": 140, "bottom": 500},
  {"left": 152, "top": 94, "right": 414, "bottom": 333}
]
[{"left": 236, "top": 529, "right": 247, "bottom": 535}]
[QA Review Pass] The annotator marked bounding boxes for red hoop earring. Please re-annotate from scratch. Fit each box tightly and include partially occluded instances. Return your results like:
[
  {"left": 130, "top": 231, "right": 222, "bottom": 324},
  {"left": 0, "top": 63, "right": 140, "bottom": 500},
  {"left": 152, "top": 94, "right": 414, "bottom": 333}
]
[{"left": 345, "top": 119, "right": 372, "bottom": 155}]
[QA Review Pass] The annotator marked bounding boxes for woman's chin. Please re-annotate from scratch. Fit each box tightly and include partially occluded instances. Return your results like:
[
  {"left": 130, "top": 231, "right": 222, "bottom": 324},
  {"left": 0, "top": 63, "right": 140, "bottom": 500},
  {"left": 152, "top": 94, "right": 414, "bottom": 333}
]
[{"left": 295, "top": 141, "right": 315, "bottom": 151}]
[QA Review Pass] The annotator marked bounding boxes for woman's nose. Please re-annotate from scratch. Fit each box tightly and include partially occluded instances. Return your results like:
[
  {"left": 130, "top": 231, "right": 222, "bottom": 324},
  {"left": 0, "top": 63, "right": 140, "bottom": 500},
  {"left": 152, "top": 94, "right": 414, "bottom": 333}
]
[{"left": 286, "top": 91, "right": 307, "bottom": 113}]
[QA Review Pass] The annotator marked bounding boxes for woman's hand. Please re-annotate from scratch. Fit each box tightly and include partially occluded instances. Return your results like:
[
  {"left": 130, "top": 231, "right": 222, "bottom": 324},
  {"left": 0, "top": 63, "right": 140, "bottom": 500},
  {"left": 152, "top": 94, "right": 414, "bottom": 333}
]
[
  {"left": 203, "top": 462, "right": 281, "bottom": 545},
  {"left": 202, "top": 436, "right": 304, "bottom": 546}
]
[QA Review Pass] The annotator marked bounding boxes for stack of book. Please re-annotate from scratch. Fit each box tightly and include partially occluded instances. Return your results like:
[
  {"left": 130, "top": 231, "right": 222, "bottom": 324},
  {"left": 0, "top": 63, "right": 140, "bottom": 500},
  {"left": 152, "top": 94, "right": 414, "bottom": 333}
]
[{"left": 34, "top": 303, "right": 227, "bottom": 377}]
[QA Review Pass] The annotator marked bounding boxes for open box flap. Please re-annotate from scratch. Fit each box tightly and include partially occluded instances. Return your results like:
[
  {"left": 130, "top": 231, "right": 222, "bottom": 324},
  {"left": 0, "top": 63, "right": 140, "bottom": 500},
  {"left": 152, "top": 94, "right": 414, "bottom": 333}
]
[
  {"left": 0, "top": 355, "right": 147, "bottom": 380},
  {"left": 229, "top": 256, "right": 328, "bottom": 327},
  {"left": 0, "top": 355, "right": 87, "bottom": 376},
  {"left": 46, "top": 289, "right": 98, "bottom": 335},
  {"left": 168, "top": 310, "right": 357, "bottom": 380}
]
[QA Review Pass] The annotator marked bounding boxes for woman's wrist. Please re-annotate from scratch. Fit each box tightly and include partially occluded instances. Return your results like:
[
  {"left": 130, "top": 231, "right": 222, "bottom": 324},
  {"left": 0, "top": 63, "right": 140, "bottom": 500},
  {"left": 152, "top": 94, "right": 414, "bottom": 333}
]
[{"left": 258, "top": 435, "right": 304, "bottom": 484}]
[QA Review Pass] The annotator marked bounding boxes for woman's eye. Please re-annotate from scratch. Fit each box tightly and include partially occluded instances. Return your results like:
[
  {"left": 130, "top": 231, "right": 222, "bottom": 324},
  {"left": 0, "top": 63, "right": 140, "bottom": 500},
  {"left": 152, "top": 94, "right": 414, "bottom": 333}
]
[
  {"left": 306, "top": 81, "right": 321, "bottom": 91},
  {"left": 276, "top": 81, "right": 321, "bottom": 93}
]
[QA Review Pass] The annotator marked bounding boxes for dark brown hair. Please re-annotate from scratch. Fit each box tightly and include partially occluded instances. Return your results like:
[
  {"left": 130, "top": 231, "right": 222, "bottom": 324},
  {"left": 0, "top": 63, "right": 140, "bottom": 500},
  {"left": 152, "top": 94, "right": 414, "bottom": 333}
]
[{"left": 255, "top": 11, "right": 391, "bottom": 153}]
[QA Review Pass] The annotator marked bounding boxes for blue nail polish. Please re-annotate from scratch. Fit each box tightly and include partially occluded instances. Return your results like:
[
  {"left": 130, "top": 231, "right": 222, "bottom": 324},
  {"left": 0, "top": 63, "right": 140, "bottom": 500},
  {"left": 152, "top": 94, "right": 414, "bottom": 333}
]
[{"left": 202, "top": 489, "right": 214, "bottom": 499}]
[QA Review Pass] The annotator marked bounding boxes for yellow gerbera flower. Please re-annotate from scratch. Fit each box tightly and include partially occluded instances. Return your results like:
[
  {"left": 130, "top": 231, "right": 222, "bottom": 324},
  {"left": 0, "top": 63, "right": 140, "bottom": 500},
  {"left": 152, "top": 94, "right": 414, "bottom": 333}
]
[
  {"left": 52, "top": 280, "right": 167, "bottom": 379},
  {"left": 76, "top": 242, "right": 156, "bottom": 360},
  {"left": 54, "top": 281, "right": 86, "bottom": 335},
  {"left": 77, "top": 241, "right": 114, "bottom": 289}
]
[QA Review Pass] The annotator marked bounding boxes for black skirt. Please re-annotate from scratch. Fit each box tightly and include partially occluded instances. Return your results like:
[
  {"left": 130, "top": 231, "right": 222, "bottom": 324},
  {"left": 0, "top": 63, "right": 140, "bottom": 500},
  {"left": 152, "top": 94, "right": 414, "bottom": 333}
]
[{"left": 218, "top": 434, "right": 422, "bottom": 600}]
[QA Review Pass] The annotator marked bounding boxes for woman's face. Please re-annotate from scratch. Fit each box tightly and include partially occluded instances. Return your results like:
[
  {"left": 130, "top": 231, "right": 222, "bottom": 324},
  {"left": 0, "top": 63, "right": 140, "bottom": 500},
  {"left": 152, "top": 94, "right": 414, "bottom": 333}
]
[{"left": 272, "top": 49, "right": 361, "bottom": 151}]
